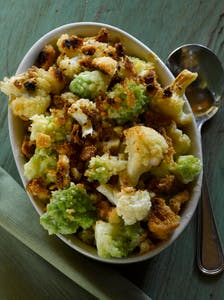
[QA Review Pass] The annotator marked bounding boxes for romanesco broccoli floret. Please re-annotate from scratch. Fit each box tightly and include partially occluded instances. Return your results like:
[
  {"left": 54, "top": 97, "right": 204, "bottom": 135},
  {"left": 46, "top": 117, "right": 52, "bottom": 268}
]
[
  {"left": 30, "top": 110, "right": 72, "bottom": 143},
  {"left": 97, "top": 184, "right": 151, "bottom": 225},
  {"left": 85, "top": 153, "right": 127, "bottom": 184},
  {"left": 172, "top": 155, "right": 202, "bottom": 184},
  {"left": 24, "top": 148, "right": 57, "bottom": 182},
  {"left": 95, "top": 220, "right": 144, "bottom": 258},
  {"left": 69, "top": 70, "right": 109, "bottom": 99},
  {"left": 124, "top": 125, "right": 168, "bottom": 186},
  {"left": 40, "top": 183, "right": 97, "bottom": 235},
  {"left": 107, "top": 79, "right": 149, "bottom": 124}
]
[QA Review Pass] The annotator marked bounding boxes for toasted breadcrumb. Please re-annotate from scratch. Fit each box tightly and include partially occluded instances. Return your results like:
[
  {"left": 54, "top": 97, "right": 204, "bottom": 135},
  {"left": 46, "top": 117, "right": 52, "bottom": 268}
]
[
  {"left": 26, "top": 178, "right": 50, "bottom": 202},
  {"left": 148, "top": 197, "right": 180, "bottom": 240},
  {"left": 36, "top": 133, "right": 51, "bottom": 148},
  {"left": 169, "top": 190, "right": 190, "bottom": 214},
  {"left": 21, "top": 136, "right": 36, "bottom": 159},
  {"left": 96, "top": 199, "right": 112, "bottom": 221},
  {"left": 56, "top": 154, "right": 70, "bottom": 189}
]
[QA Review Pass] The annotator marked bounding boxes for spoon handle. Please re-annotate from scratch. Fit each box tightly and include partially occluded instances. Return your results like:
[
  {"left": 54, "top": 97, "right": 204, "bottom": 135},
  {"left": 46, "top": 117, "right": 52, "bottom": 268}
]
[{"left": 197, "top": 175, "right": 224, "bottom": 275}]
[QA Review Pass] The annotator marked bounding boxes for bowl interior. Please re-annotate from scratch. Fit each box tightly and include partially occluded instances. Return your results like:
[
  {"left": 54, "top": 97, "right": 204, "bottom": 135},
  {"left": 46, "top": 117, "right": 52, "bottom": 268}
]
[{"left": 8, "top": 22, "right": 202, "bottom": 263}]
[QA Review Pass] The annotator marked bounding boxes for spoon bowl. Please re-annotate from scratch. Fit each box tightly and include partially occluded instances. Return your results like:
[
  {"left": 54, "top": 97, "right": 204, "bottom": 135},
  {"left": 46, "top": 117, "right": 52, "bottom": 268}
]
[
  {"left": 166, "top": 44, "right": 224, "bottom": 275},
  {"left": 166, "top": 44, "right": 223, "bottom": 131}
]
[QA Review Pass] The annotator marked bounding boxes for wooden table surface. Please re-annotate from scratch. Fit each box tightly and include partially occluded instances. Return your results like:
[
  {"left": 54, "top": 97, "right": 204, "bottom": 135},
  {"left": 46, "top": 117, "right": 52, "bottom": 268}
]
[{"left": 0, "top": 1, "right": 224, "bottom": 299}]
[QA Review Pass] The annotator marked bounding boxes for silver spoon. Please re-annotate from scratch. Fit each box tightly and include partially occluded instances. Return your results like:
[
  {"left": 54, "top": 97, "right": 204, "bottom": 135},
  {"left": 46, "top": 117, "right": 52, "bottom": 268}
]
[{"left": 166, "top": 44, "right": 224, "bottom": 275}]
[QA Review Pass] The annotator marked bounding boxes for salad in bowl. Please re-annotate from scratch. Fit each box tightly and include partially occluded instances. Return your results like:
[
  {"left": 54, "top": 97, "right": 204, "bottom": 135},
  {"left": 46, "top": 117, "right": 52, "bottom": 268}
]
[{"left": 0, "top": 23, "right": 202, "bottom": 263}]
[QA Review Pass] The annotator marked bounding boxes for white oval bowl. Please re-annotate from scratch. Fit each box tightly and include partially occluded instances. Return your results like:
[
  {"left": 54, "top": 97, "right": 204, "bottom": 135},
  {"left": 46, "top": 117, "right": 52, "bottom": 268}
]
[{"left": 8, "top": 22, "right": 202, "bottom": 264}]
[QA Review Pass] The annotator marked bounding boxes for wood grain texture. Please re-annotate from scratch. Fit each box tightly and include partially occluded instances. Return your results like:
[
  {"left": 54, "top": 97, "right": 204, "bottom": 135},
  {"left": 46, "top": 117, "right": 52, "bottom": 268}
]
[
  {"left": 0, "top": 0, "right": 223, "bottom": 299},
  {"left": 0, "top": 227, "right": 96, "bottom": 300}
]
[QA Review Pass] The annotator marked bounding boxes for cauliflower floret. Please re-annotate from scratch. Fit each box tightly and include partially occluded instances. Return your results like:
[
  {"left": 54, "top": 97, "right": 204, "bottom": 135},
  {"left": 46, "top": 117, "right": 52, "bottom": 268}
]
[
  {"left": 57, "top": 54, "right": 84, "bottom": 77},
  {"left": 9, "top": 92, "right": 51, "bottom": 119},
  {"left": 116, "top": 187, "right": 151, "bottom": 225},
  {"left": 36, "top": 44, "right": 56, "bottom": 70},
  {"left": 60, "top": 92, "right": 78, "bottom": 104},
  {"left": 129, "top": 56, "right": 155, "bottom": 77},
  {"left": 0, "top": 73, "right": 32, "bottom": 97},
  {"left": 97, "top": 184, "right": 151, "bottom": 225},
  {"left": 27, "top": 66, "right": 65, "bottom": 94},
  {"left": 166, "top": 121, "right": 191, "bottom": 156},
  {"left": 68, "top": 98, "right": 97, "bottom": 137},
  {"left": 69, "top": 70, "right": 110, "bottom": 99},
  {"left": 57, "top": 34, "right": 83, "bottom": 57},
  {"left": 150, "top": 69, "right": 198, "bottom": 124},
  {"left": 82, "top": 38, "right": 116, "bottom": 59},
  {"left": 85, "top": 153, "right": 127, "bottom": 184},
  {"left": 106, "top": 78, "right": 149, "bottom": 124},
  {"left": 40, "top": 183, "right": 97, "bottom": 235},
  {"left": 0, "top": 66, "right": 65, "bottom": 119},
  {"left": 92, "top": 56, "right": 118, "bottom": 77},
  {"left": 172, "top": 155, "right": 202, "bottom": 184},
  {"left": 124, "top": 125, "right": 168, "bottom": 186},
  {"left": 57, "top": 30, "right": 116, "bottom": 59},
  {"left": 24, "top": 148, "right": 57, "bottom": 182},
  {"left": 95, "top": 220, "right": 144, "bottom": 258},
  {"left": 30, "top": 110, "right": 72, "bottom": 143}
]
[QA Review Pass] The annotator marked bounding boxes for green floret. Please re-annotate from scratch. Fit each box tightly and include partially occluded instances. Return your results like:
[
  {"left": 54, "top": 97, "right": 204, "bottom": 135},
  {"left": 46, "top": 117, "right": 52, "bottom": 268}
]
[
  {"left": 172, "top": 155, "right": 202, "bottom": 184},
  {"left": 85, "top": 153, "right": 127, "bottom": 184},
  {"left": 107, "top": 79, "right": 149, "bottom": 124},
  {"left": 24, "top": 148, "right": 57, "bottom": 182},
  {"left": 95, "top": 220, "right": 144, "bottom": 258},
  {"left": 69, "top": 70, "right": 109, "bottom": 99},
  {"left": 30, "top": 110, "right": 72, "bottom": 143},
  {"left": 40, "top": 183, "right": 97, "bottom": 235}
]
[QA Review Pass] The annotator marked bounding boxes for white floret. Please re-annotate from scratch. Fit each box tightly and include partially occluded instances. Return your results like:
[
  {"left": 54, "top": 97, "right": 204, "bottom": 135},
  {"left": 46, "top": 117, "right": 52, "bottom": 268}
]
[
  {"left": 29, "top": 114, "right": 52, "bottom": 141},
  {"left": 129, "top": 56, "right": 155, "bottom": 77},
  {"left": 97, "top": 184, "right": 151, "bottom": 225},
  {"left": 82, "top": 39, "right": 116, "bottom": 58},
  {"left": 116, "top": 187, "right": 151, "bottom": 225},
  {"left": 124, "top": 125, "right": 168, "bottom": 186},
  {"left": 0, "top": 66, "right": 65, "bottom": 119},
  {"left": 57, "top": 54, "right": 83, "bottom": 77},
  {"left": 92, "top": 56, "right": 118, "bottom": 77},
  {"left": 9, "top": 92, "right": 51, "bottom": 119},
  {"left": 166, "top": 121, "right": 191, "bottom": 156},
  {"left": 68, "top": 98, "right": 97, "bottom": 137}
]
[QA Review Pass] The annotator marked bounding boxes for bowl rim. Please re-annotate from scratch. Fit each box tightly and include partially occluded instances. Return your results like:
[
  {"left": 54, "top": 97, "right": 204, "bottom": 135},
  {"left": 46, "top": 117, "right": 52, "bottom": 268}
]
[{"left": 8, "top": 22, "right": 202, "bottom": 264}]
